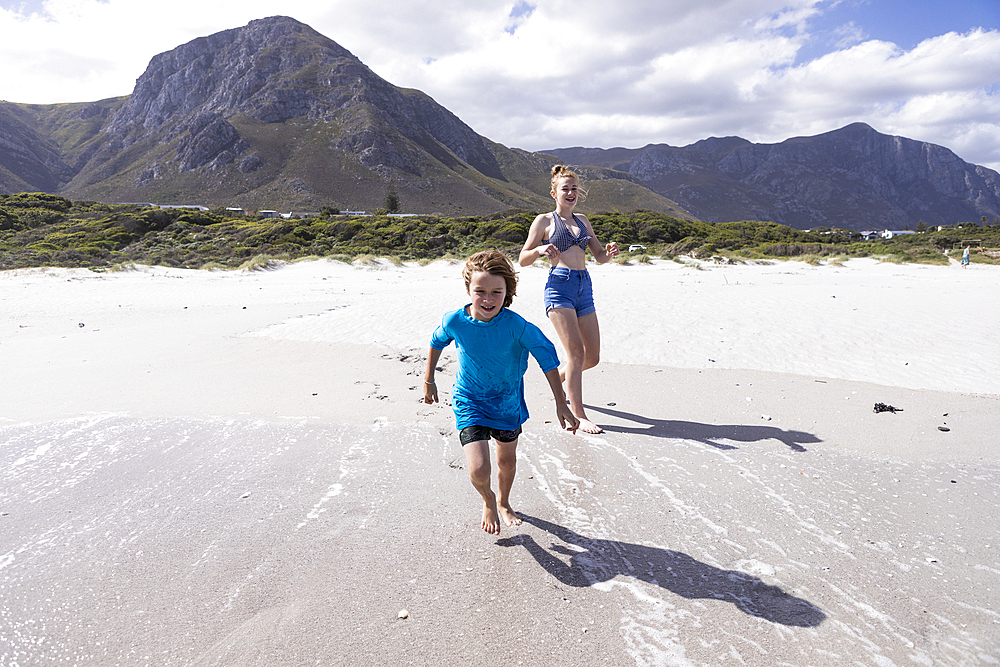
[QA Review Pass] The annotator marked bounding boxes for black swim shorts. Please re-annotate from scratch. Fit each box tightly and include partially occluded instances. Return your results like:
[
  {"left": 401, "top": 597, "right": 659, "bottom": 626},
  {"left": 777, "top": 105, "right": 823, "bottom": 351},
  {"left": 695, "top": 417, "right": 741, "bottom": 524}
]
[{"left": 459, "top": 425, "right": 523, "bottom": 446}]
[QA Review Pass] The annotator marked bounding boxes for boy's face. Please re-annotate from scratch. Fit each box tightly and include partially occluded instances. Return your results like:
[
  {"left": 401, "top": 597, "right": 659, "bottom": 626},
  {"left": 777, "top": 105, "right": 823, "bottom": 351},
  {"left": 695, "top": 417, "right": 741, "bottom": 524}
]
[{"left": 467, "top": 271, "right": 507, "bottom": 322}]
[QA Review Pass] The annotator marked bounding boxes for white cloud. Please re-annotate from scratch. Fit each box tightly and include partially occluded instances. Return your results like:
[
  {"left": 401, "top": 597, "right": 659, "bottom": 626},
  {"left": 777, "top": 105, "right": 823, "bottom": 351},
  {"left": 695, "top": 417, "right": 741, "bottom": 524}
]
[
  {"left": 829, "top": 20, "right": 865, "bottom": 49},
  {"left": 724, "top": 29, "right": 1000, "bottom": 160},
  {"left": 1, "top": 0, "right": 998, "bottom": 171}
]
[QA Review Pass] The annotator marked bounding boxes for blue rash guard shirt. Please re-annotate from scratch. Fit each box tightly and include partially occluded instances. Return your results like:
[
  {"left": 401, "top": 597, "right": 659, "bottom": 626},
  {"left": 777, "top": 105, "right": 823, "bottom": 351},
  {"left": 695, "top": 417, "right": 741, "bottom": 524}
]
[{"left": 430, "top": 306, "right": 560, "bottom": 431}]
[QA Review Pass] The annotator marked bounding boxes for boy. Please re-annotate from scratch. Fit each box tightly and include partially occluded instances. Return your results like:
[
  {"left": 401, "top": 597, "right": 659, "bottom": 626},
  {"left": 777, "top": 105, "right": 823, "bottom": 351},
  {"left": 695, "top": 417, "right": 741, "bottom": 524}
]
[{"left": 424, "top": 250, "right": 578, "bottom": 534}]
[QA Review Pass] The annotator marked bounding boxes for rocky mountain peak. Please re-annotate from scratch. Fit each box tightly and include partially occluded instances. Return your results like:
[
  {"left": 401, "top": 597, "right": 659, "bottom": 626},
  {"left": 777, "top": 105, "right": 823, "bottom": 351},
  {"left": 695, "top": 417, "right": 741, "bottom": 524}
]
[
  {"left": 107, "top": 16, "right": 359, "bottom": 136},
  {"left": 98, "top": 16, "right": 501, "bottom": 179}
]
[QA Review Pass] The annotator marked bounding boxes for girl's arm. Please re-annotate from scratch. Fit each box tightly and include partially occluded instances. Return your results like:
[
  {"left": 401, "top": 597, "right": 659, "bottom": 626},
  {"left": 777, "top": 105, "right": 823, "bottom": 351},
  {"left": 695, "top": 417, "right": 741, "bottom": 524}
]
[
  {"left": 519, "top": 214, "right": 560, "bottom": 266},
  {"left": 423, "top": 347, "right": 443, "bottom": 404},
  {"left": 543, "top": 368, "right": 579, "bottom": 433},
  {"left": 581, "top": 215, "right": 619, "bottom": 264}
]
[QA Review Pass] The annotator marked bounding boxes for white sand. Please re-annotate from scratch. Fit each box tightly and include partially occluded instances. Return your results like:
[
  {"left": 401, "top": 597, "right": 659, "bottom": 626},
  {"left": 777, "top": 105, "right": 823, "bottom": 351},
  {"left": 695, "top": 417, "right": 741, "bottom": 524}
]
[
  {"left": 2, "top": 257, "right": 998, "bottom": 665},
  {"left": 240, "top": 257, "right": 1000, "bottom": 395}
]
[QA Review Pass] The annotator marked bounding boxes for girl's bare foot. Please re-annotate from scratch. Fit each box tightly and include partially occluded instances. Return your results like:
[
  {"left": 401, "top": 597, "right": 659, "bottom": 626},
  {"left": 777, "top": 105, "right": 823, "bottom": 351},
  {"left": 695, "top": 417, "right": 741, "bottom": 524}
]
[
  {"left": 498, "top": 502, "right": 522, "bottom": 527},
  {"left": 482, "top": 501, "right": 501, "bottom": 535},
  {"left": 578, "top": 418, "right": 603, "bottom": 434}
]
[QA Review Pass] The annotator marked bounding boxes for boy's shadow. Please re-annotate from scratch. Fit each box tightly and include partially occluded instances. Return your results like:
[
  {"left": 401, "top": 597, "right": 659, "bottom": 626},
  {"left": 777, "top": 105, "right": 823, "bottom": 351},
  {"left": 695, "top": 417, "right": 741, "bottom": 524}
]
[
  {"left": 498, "top": 514, "right": 825, "bottom": 627},
  {"left": 585, "top": 404, "right": 819, "bottom": 452}
]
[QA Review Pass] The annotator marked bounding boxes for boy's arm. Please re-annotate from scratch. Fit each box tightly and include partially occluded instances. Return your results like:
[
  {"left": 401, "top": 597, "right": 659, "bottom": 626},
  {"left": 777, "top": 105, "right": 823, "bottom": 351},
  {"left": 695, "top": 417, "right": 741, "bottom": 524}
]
[
  {"left": 424, "top": 347, "right": 443, "bottom": 404},
  {"left": 544, "top": 368, "right": 579, "bottom": 433}
]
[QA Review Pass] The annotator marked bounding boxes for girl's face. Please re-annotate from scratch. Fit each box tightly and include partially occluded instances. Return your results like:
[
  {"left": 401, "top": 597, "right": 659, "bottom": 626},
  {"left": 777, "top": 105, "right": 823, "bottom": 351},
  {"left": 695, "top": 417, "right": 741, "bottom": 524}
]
[
  {"left": 467, "top": 271, "right": 507, "bottom": 322},
  {"left": 551, "top": 176, "right": 579, "bottom": 208}
]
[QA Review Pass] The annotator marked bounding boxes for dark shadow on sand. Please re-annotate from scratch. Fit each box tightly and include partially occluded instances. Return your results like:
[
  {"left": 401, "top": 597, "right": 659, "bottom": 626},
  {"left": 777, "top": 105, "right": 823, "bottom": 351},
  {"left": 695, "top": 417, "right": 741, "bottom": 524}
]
[
  {"left": 584, "top": 404, "right": 820, "bottom": 452},
  {"left": 497, "top": 514, "right": 826, "bottom": 627}
]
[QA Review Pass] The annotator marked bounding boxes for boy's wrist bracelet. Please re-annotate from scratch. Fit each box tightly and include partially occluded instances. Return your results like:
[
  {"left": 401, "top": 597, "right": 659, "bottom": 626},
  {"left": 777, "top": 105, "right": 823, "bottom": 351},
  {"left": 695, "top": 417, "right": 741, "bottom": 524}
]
[{"left": 425, "top": 381, "right": 436, "bottom": 385}]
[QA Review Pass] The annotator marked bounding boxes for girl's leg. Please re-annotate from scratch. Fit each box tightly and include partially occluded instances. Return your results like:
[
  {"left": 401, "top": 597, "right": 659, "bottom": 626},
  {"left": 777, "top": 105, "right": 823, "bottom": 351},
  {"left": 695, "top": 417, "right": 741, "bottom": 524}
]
[
  {"left": 548, "top": 308, "right": 604, "bottom": 434},
  {"left": 463, "top": 439, "right": 501, "bottom": 534},
  {"left": 576, "top": 311, "right": 602, "bottom": 371},
  {"left": 494, "top": 438, "right": 522, "bottom": 527}
]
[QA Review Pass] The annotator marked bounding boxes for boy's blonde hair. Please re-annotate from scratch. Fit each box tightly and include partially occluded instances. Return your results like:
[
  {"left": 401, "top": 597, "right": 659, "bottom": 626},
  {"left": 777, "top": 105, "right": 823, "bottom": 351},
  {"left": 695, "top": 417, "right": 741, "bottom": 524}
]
[
  {"left": 463, "top": 249, "right": 518, "bottom": 308},
  {"left": 550, "top": 164, "right": 588, "bottom": 203}
]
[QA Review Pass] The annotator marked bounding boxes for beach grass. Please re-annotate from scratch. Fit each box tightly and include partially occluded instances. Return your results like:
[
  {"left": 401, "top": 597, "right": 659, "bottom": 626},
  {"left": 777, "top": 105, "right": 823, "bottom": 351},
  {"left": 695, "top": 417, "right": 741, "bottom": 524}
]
[
  {"left": 108, "top": 261, "right": 138, "bottom": 272},
  {"left": 200, "top": 261, "right": 228, "bottom": 271},
  {"left": 238, "top": 254, "right": 278, "bottom": 271}
]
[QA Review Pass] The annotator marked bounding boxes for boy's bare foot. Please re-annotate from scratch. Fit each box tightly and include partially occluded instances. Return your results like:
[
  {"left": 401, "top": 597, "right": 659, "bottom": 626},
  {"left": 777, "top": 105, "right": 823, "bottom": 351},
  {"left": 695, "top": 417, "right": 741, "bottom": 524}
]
[
  {"left": 482, "top": 500, "right": 501, "bottom": 535},
  {"left": 498, "top": 502, "right": 522, "bottom": 527},
  {"left": 578, "top": 418, "right": 604, "bottom": 434}
]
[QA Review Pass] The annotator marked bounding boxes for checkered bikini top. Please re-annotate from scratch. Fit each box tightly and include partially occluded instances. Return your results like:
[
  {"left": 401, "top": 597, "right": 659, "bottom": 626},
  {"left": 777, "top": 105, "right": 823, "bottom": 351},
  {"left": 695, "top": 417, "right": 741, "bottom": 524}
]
[{"left": 544, "top": 212, "right": 592, "bottom": 252}]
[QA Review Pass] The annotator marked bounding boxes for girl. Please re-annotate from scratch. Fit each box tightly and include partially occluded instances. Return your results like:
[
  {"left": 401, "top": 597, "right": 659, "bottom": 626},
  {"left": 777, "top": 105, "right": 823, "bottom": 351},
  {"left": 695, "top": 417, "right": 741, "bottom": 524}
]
[
  {"left": 424, "top": 249, "right": 578, "bottom": 535},
  {"left": 519, "top": 165, "right": 619, "bottom": 434}
]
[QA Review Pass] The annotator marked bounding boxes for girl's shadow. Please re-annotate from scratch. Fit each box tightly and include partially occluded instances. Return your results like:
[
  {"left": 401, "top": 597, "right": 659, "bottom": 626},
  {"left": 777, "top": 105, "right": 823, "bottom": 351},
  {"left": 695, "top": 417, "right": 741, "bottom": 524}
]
[
  {"left": 497, "top": 514, "right": 826, "bottom": 628},
  {"left": 585, "top": 404, "right": 820, "bottom": 452}
]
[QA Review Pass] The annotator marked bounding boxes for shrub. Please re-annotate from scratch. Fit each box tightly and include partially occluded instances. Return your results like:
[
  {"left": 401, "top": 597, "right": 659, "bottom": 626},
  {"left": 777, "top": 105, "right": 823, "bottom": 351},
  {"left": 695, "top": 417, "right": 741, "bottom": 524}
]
[
  {"left": 0, "top": 193, "right": 72, "bottom": 212},
  {"left": 493, "top": 220, "right": 529, "bottom": 243},
  {"left": 0, "top": 207, "right": 18, "bottom": 231}
]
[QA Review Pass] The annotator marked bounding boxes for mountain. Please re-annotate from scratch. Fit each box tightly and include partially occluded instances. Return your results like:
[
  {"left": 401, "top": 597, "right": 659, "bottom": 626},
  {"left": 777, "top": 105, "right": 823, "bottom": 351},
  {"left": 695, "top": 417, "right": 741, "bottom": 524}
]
[
  {"left": 0, "top": 16, "right": 686, "bottom": 218},
  {"left": 0, "top": 103, "right": 80, "bottom": 192},
  {"left": 2, "top": 17, "right": 997, "bottom": 229},
  {"left": 547, "top": 123, "right": 1000, "bottom": 230}
]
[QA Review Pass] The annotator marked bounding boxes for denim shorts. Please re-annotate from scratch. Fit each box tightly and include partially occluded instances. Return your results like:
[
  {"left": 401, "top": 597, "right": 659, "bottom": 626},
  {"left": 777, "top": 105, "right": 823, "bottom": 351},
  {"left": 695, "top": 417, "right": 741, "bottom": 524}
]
[{"left": 544, "top": 267, "right": 596, "bottom": 316}]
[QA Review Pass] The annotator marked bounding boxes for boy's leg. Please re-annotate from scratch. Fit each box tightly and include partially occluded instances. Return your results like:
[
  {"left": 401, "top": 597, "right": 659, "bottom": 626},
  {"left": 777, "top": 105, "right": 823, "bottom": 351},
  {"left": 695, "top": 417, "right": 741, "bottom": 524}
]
[
  {"left": 463, "top": 438, "right": 501, "bottom": 535},
  {"left": 494, "top": 437, "right": 522, "bottom": 527}
]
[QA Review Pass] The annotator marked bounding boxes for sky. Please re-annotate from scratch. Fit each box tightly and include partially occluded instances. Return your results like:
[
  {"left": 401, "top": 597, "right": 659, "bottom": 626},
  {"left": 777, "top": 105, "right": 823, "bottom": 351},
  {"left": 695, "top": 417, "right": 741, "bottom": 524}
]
[{"left": 2, "top": 0, "right": 999, "bottom": 171}]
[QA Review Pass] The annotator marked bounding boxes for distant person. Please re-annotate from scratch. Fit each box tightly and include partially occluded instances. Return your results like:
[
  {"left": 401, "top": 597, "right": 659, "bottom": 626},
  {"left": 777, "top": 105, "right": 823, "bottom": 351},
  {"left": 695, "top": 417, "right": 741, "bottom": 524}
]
[
  {"left": 519, "top": 165, "right": 620, "bottom": 434},
  {"left": 424, "top": 250, "right": 578, "bottom": 534},
  {"left": 962, "top": 244, "right": 971, "bottom": 267}
]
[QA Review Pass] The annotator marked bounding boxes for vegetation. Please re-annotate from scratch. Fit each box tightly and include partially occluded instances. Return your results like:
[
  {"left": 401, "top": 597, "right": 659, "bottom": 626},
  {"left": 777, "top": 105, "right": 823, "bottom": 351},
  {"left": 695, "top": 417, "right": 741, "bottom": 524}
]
[
  {"left": 383, "top": 182, "right": 401, "bottom": 215},
  {"left": 2, "top": 193, "right": 999, "bottom": 271}
]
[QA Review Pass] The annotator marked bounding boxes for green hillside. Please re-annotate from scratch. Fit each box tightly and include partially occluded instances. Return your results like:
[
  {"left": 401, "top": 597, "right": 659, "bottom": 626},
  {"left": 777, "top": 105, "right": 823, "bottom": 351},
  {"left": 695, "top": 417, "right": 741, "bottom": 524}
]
[{"left": 2, "top": 193, "right": 997, "bottom": 271}]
